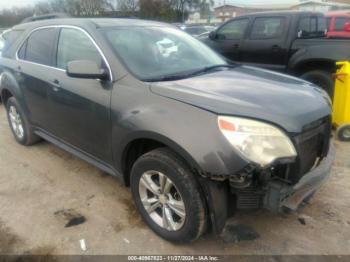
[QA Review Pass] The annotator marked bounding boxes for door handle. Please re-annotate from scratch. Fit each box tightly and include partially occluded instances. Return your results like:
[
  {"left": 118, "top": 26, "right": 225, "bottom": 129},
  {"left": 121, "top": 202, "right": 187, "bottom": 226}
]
[{"left": 51, "top": 79, "right": 61, "bottom": 91}]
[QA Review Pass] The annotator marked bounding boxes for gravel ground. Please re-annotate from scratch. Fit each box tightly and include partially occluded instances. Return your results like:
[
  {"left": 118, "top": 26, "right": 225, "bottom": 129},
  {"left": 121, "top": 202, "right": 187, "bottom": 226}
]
[{"left": 0, "top": 105, "right": 349, "bottom": 255}]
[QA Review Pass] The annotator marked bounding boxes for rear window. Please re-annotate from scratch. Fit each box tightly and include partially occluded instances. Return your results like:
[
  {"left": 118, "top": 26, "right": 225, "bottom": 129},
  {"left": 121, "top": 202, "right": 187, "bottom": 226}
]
[
  {"left": 334, "top": 17, "right": 350, "bottom": 31},
  {"left": 23, "top": 28, "right": 56, "bottom": 66},
  {"left": 298, "top": 16, "right": 326, "bottom": 38}
]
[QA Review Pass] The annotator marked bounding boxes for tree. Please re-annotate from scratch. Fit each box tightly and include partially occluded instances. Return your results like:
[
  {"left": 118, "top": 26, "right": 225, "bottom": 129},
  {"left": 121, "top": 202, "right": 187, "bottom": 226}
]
[
  {"left": 170, "top": 0, "right": 192, "bottom": 22},
  {"left": 139, "top": 0, "right": 175, "bottom": 21},
  {"left": 198, "top": 0, "right": 214, "bottom": 22},
  {"left": 169, "top": 0, "right": 213, "bottom": 22},
  {"left": 79, "top": 0, "right": 113, "bottom": 16},
  {"left": 32, "top": 0, "right": 114, "bottom": 17},
  {"left": 117, "top": 0, "right": 138, "bottom": 14},
  {"left": 0, "top": 7, "right": 34, "bottom": 27},
  {"left": 0, "top": 0, "right": 214, "bottom": 28}
]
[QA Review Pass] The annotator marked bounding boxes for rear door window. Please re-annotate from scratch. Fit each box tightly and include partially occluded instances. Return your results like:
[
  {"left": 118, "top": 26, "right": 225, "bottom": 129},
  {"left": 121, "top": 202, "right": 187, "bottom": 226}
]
[
  {"left": 24, "top": 28, "right": 57, "bottom": 66},
  {"left": 250, "top": 17, "right": 286, "bottom": 39}
]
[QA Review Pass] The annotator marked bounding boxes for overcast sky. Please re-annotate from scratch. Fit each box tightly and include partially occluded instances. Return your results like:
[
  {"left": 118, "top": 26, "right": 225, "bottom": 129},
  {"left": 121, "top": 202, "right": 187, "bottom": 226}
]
[{"left": 0, "top": 0, "right": 300, "bottom": 11}]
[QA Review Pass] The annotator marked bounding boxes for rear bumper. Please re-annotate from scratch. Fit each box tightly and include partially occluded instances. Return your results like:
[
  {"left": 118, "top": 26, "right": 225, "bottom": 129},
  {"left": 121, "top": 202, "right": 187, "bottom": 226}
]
[{"left": 264, "top": 143, "right": 335, "bottom": 212}]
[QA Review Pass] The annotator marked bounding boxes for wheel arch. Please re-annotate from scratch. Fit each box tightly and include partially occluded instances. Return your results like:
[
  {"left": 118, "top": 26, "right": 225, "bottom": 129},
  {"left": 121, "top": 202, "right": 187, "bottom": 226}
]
[
  {"left": 288, "top": 43, "right": 348, "bottom": 75},
  {"left": 0, "top": 71, "right": 23, "bottom": 106},
  {"left": 291, "top": 59, "right": 336, "bottom": 76},
  {"left": 120, "top": 132, "right": 229, "bottom": 235},
  {"left": 119, "top": 131, "right": 202, "bottom": 187}
]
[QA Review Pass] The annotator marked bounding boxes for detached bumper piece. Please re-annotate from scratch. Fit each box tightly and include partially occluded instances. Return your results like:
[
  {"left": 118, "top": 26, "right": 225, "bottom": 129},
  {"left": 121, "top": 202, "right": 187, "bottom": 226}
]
[{"left": 264, "top": 143, "right": 335, "bottom": 212}]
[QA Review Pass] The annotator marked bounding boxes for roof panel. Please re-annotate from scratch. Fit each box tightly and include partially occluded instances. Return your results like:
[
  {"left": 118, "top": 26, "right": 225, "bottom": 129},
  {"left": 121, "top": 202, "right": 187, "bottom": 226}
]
[{"left": 13, "top": 18, "right": 172, "bottom": 30}]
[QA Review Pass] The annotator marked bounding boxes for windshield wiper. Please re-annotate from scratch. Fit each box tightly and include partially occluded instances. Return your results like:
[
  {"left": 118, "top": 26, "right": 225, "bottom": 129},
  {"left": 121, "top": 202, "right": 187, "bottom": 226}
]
[
  {"left": 144, "top": 64, "right": 238, "bottom": 82},
  {"left": 143, "top": 72, "right": 196, "bottom": 82},
  {"left": 193, "top": 64, "right": 238, "bottom": 75}
]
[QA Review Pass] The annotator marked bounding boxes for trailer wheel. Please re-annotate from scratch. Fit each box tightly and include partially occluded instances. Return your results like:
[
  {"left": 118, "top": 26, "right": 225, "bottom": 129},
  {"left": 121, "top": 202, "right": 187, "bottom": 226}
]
[{"left": 336, "top": 125, "right": 350, "bottom": 142}]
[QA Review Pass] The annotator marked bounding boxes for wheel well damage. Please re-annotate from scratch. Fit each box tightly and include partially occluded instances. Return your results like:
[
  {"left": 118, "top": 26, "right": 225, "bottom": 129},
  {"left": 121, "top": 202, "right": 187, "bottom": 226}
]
[{"left": 122, "top": 138, "right": 166, "bottom": 186}]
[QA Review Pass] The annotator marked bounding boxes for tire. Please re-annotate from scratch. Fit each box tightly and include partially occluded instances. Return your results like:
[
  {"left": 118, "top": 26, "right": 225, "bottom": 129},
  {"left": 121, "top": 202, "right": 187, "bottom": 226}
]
[
  {"left": 6, "top": 97, "right": 40, "bottom": 146},
  {"left": 336, "top": 125, "right": 350, "bottom": 142},
  {"left": 130, "top": 148, "right": 207, "bottom": 243},
  {"left": 301, "top": 70, "right": 334, "bottom": 98}
]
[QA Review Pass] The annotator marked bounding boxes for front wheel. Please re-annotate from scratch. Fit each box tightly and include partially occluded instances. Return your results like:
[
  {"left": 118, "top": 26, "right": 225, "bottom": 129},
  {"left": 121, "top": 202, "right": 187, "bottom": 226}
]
[{"left": 130, "top": 148, "right": 207, "bottom": 243}]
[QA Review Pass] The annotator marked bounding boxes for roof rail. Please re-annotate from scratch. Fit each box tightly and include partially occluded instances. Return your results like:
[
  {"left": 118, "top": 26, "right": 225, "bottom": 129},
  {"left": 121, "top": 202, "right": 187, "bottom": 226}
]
[{"left": 21, "top": 13, "right": 71, "bottom": 24}]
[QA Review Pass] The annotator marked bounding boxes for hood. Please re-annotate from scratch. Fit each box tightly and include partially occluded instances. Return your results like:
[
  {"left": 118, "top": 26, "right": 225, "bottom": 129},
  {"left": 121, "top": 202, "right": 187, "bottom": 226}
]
[{"left": 150, "top": 66, "right": 332, "bottom": 133}]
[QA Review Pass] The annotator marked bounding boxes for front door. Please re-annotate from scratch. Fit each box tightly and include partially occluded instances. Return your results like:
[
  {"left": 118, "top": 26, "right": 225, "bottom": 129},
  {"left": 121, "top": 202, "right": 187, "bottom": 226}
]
[{"left": 47, "top": 27, "right": 113, "bottom": 163}]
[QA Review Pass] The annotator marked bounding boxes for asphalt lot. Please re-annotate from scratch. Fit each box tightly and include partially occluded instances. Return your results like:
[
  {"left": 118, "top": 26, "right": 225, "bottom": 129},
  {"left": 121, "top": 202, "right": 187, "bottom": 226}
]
[{"left": 0, "top": 105, "right": 349, "bottom": 255}]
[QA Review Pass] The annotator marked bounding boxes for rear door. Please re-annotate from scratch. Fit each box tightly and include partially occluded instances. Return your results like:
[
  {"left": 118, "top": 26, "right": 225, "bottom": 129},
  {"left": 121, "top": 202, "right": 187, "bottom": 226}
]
[
  {"left": 47, "top": 27, "right": 113, "bottom": 163},
  {"left": 206, "top": 18, "right": 250, "bottom": 62},
  {"left": 16, "top": 27, "right": 59, "bottom": 128},
  {"left": 240, "top": 16, "right": 290, "bottom": 71}
]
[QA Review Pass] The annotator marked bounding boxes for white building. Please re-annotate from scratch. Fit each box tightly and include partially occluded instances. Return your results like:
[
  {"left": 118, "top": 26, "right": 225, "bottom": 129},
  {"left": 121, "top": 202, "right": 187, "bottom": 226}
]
[{"left": 291, "top": 1, "right": 350, "bottom": 12}]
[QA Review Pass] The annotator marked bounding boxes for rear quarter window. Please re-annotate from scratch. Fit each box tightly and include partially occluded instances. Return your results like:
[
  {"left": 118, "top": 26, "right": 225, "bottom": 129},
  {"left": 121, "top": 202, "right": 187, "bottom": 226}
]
[
  {"left": 0, "top": 30, "right": 24, "bottom": 57},
  {"left": 22, "top": 28, "right": 56, "bottom": 66}
]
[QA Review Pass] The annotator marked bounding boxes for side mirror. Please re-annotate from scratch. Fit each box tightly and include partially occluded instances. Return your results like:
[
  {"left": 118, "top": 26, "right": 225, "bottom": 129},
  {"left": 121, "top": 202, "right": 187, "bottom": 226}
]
[
  {"left": 209, "top": 31, "right": 217, "bottom": 40},
  {"left": 343, "top": 22, "right": 350, "bottom": 32},
  {"left": 67, "top": 60, "right": 108, "bottom": 80}
]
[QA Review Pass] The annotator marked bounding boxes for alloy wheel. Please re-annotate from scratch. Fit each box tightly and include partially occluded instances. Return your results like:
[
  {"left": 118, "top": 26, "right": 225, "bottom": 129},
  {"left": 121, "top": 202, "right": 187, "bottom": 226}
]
[
  {"left": 138, "top": 170, "right": 186, "bottom": 231},
  {"left": 8, "top": 105, "right": 24, "bottom": 139}
]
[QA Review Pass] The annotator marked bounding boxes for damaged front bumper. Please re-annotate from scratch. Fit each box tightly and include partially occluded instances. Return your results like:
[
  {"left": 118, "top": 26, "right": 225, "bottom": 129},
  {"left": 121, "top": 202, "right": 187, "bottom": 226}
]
[
  {"left": 264, "top": 143, "right": 336, "bottom": 212},
  {"left": 199, "top": 143, "right": 335, "bottom": 234}
]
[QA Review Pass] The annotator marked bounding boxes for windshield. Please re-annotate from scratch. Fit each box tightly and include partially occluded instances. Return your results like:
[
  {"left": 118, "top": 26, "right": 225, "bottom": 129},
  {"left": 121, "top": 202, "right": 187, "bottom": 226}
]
[{"left": 102, "top": 26, "right": 226, "bottom": 81}]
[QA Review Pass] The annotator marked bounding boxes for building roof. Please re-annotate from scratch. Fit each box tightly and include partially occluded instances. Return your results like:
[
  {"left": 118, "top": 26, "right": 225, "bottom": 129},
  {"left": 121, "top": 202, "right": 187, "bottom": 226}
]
[
  {"left": 232, "top": 10, "right": 323, "bottom": 18},
  {"left": 214, "top": 3, "right": 294, "bottom": 10},
  {"left": 291, "top": 0, "right": 350, "bottom": 8},
  {"left": 326, "top": 10, "right": 350, "bottom": 15}
]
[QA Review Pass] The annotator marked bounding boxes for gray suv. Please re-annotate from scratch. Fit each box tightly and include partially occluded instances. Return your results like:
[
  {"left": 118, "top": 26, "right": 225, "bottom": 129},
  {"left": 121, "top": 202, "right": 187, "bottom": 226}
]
[{"left": 0, "top": 18, "right": 334, "bottom": 242}]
